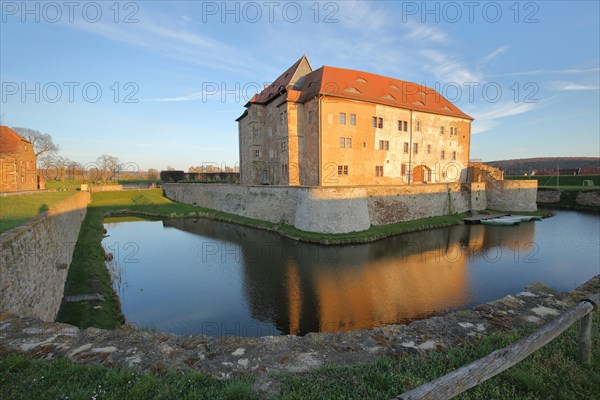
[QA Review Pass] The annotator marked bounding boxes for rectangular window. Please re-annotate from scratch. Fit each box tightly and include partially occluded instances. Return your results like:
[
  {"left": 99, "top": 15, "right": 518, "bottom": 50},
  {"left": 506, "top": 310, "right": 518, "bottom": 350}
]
[
  {"left": 372, "top": 116, "right": 377, "bottom": 128},
  {"left": 379, "top": 140, "right": 389, "bottom": 150},
  {"left": 308, "top": 111, "right": 313, "bottom": 123},
  {"left": 346, "top": 138, "right": 352, "bottom": 148},
  {"left": 403, "top": 121, "right": 408, "bottom": 131},
  {"left": 441, "top": 150, "right": 445, "bottom": 159},
  {"left": 427, "top": 144, "right": 431, "bottom": 154},
  {"left": 350, "top": 114, "right": 356, "bottom": 125},
  {"left": 452, "top": 151, "right": 457, "bottom": 160},
  {"left": 338, "top": 165, "right": 343, "bottom": 175},
  {"left": 340, "top": 137, "right": 346, "bottom": 148},
  {"left": 281, "top": 141, "right": 287, "bottom": 151},
  {"left": 401, "top": 164, "right": 406, "bottom": 176},
  {"left": 375, "top": 166, "right": 384, "bottom": 177},
  {"left": 378, "top": 117, "right": 383, "bottom": 128},
  {"left": 440, "top": 126, "right": 444, "bottom": 135},
  {"left": 344, "top": 165, "right": 348, "bottom": 175},
  {"left": 398, "top": 120, "right": 402, "bottom": 131},
  {"left": 403, "top": 142, "right": 409, "bottom": 153},
  {"left": 416, "top": 121, "right": 420, "bottom": 131},
  {"left": 413, "top": 143, "right": 418, "bottom": 154},
  {"left": 255, "top": 150, "right": 261, "bottom": 158},
  {"left": 339, "top": 113, "right": 346, "bottom": 125}
]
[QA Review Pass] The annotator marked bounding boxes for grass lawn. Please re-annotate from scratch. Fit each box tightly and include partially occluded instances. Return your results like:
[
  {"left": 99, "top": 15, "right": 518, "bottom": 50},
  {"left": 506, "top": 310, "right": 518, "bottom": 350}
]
[
  {"left": 0, "top": 191, "right": 77, "bottom": 233},
  {"left": 3, "top": 308, "right": 599, "bottom": 399}
]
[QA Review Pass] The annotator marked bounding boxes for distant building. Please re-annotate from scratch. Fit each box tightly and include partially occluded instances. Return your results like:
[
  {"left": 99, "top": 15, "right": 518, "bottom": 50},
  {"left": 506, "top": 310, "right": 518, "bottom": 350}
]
[
  {"left": 237, "top": 55, "right": 474, "bottom": 186},
  {"left": 0, "top": 126, "right": 40, "bottom": 192}
]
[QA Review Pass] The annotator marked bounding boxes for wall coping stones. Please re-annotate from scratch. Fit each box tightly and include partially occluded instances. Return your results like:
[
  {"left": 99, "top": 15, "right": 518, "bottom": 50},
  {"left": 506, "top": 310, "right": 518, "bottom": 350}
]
[{"left": 1, "top": 276, "right": 597, "bottom": 379}]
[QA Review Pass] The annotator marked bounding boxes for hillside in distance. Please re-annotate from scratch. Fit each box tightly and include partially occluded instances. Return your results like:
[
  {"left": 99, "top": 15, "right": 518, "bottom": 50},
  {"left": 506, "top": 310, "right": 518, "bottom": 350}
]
[{"left": 486, "top": 157, "right": 600, "bottom": 174}]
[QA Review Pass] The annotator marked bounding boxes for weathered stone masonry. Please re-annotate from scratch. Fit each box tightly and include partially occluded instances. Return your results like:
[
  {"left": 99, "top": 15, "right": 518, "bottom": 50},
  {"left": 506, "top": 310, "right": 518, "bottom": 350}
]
[
  {"left": 0, "top": 191, "right": 90, "bottom": 321},
  {"left": 163, "top": 181, "right": 537, "bottom": 234}
]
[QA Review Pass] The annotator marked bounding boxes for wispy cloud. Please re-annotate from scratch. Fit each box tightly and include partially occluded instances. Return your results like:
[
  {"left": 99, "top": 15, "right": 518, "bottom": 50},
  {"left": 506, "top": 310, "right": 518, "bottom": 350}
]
[
  {"left": 470, "top": 102, "right": 538, "bottom": 134},
  {"left": 547, "top": 81, "right": 600, "bottom": 91},
  {"left": 481, "top": 46, "right": 508, "bottom": 64},
  {"left": 403, "top": 21, "right": 450, "bottom": 44},
  {"left": 490, "top": 67, "right": 600, "bottom": 77},
  {"left": 145, "top": 92, "right": 205, "bottom": 102},
  {"left": 338, "top": 1, "right": 390, "bottom": 34},
  {"left": 65, "top": 13, "right": 257, "bottom": 73},
  {"left": 419, "top": 49, "right": 482, "bottom": 83}
]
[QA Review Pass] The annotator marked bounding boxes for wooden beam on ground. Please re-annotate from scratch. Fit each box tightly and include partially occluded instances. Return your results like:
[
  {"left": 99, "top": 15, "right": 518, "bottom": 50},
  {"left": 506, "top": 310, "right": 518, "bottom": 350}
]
[{"left": 395, "top": 294, "right": 599, "bottom": 400}]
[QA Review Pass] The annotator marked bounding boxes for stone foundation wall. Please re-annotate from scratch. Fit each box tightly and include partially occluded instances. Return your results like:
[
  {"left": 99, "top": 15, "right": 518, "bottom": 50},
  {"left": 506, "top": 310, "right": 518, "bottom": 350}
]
[
  {"left": 486, "top": 180, "right": 538, "bottom": 212},
  {"left": 89, "top": 185, "right": 123, "bottom": 192},
  {"left": 364, "top": 183, "right": 476, "bottom": 225},
  {"left": 164, "top": 181, "right": 537, "bottom": 234},
  {"left": 537, "top": 189, "right": 561, "bottom": 203},
  {"left": 294, "top": 187, "right": 370, "bottom": 233},
  {"left": 163, "top": 184, "right": 298, "bottom": 224},
  {"left": 0, "top": 191, "right": 90, "bottom": 321},
  {"left": 575, "top": 190, "right": 600, "bottom": 207}
]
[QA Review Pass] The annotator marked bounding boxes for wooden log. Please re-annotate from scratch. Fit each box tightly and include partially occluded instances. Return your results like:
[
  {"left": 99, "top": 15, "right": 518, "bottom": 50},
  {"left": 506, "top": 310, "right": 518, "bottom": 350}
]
[
  {"left": 579, "top": 312, "right": 592, "bottom": 365},
  {"left": 396, "top": 298, "right": 597, "bottom": 400}
]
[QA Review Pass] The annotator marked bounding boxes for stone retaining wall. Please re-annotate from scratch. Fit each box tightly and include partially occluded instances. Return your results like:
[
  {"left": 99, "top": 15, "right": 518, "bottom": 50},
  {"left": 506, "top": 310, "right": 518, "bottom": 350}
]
[
  {"left": 164, "top": 182, "right": 537, "bottom": 234},
  {"left": 486, "top": 180, "right": 538, "bottom": 212},
  {"left": 575, "top": 190, "right": 600, "bottom": 207},
  {"left": 0, "top": 191, "right": 90, "bottom": 321},
  {"left": 0, "top": 276, "right": 596, "bottom": 380},
  {"left": 537, "top": 189, "right": 561, "bottom": 203},
  {"left": 89, "top": 185, "right": 123, "bottom": 192}
]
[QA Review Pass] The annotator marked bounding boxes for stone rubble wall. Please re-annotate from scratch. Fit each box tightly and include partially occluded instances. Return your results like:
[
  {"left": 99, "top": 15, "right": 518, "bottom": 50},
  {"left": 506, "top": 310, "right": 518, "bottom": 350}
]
[
  {"left": 365, "top": 183, "right": 475, "bottom": 225},
  {"left": 0, "top": 276, "right": 596, "bottom": 379},
  {"left": 486, "top": 180, "right": 538, "bottom": 212},
  {"left": 575, "top": 190, "right": 600, "bottom": 207},
  {"left": 164, "top": 181, "right": 536, "bottom": 233},
  {"left": 164, "top": 184, "right": 299, "bottom": 225},
  {"left": 0, "top": 191, "right": 90, "bottom": 321},
  {"left": 294, "top": 187, "right": 370, "bottom": 233},
  {"left": 537, "top": 189, "right": 561, "bottom": 203},
  {"left": 88, "top": 185, "right": 123, "bottom": 192}
]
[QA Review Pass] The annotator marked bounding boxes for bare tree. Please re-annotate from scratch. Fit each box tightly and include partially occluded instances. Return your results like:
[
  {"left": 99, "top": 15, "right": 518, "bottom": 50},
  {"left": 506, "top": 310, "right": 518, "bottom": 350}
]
[
  {"left": 96, "top": 154, "right": 121, "bottom": 180},
  {"left": 12, "top": 127, "right": 59, "bottom": 157},
  {"left": 147, "top": 168, "right": 159, "bottom": 180}
]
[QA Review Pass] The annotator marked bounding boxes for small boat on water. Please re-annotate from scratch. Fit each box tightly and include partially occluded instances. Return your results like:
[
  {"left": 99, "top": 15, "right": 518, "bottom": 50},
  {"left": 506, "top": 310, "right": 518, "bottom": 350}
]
[
  {"left": 480, "top": 215, "right": 542, "bottom": 226},
  {"left": 481, "top": 217, "right": 520, "bottom": 226}
]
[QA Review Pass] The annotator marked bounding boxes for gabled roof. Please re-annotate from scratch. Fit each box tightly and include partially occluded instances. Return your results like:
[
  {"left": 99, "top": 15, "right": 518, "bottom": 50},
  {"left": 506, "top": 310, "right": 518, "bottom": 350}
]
[
  {"left": 246, "top": 55, "right": 313, "bottom": 106},
  {"left": 295, "top": 66, "right": 473, "bottom": 120},
  {"left": 0, "top": 126, "right": 32, "bottom": 155}
]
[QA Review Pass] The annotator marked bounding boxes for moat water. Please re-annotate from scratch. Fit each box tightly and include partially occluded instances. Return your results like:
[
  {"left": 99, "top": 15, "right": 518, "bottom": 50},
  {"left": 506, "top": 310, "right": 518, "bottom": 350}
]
[{"left": 102, "top": 210, "right": 599, "bottom": 337}]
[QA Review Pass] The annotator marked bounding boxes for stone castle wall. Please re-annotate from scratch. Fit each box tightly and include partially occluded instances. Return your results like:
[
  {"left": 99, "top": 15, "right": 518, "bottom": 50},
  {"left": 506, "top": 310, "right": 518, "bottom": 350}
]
[
  {"left": 164, "top": 181, "right": 537, "bottom": 234},
  {"left": 0, "top": 191, "right": 90, "bottom": 321},
  {"left": 486, "top": 180, "right": 538, "bottom": 212}
]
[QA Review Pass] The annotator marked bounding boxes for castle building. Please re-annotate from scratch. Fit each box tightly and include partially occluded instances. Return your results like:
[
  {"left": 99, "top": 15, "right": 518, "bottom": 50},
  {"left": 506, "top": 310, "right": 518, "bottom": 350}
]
[
  {"left": 0, "top": 126, "right": 39, "bottom": 192},
  {"left": 237, "top": 55, "right": 474, "bottom": 186}
]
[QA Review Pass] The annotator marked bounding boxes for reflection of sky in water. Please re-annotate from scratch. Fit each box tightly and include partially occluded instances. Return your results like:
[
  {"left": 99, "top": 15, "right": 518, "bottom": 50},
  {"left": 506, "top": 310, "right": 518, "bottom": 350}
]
[{"left": 102, "top": 210, "right": 599, "bottom": 337}]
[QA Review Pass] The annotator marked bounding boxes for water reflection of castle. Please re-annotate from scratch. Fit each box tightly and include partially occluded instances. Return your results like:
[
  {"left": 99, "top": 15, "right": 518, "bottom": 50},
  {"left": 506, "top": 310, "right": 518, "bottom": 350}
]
[{"left": 165, "top": 219, "right": 536, "bottom": 335}]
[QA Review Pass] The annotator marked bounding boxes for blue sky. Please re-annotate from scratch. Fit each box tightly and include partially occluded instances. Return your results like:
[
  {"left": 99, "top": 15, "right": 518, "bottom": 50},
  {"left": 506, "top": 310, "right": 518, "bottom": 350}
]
[{"left": 1, "top": 1, "right": 598, "bottom": 171}]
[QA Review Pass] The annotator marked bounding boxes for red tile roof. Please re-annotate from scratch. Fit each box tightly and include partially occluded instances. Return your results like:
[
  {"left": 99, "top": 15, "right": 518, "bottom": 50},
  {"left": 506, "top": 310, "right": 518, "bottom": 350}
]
[
  {"left": 295, "top": 66, "right": 473, "bottom": 120},
  {"left": 250, "top": 56, "right": 308, "bottom": 105},
  {"left": 0, "top": 126, "right": 32, "bottom": 154},
  {"left": 243, "top": 56, "right": 473, "bottom": 120}
]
